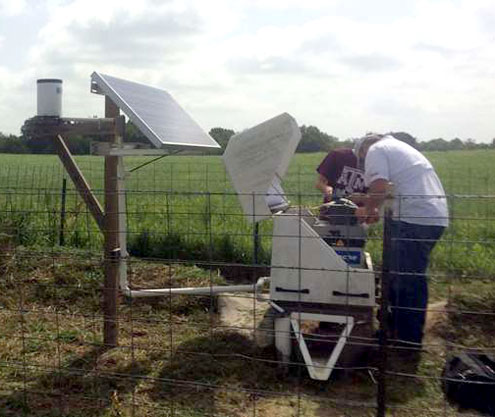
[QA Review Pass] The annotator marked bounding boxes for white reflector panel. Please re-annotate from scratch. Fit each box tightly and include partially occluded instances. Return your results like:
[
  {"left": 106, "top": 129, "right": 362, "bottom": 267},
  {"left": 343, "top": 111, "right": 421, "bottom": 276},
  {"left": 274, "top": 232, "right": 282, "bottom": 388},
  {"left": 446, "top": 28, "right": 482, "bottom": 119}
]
[
  {"left": 91, "top": 72, "right": 220, "bottom": 149},
  {"left": 222, "top": 113, "right": 301, "bottom": 222}
]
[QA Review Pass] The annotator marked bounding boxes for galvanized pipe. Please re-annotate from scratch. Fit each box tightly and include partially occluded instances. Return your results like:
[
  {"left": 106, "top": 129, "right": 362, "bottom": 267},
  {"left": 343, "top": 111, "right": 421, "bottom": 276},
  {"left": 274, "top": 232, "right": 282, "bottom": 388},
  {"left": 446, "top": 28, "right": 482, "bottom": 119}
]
[{"left": 124, "top": 277, "right": 270, "bottom": 298}]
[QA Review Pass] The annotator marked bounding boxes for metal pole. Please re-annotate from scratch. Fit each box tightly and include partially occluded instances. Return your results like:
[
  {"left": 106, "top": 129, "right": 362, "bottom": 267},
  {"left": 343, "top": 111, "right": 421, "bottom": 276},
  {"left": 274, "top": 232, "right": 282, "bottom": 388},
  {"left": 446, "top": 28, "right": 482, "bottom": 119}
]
[
  {"left": 116, "top": 121, "right": 128, "bottom": 290},
  {"left": 253, "top": 222, "right": 260, "bottom": 265},
  {"left": 377, "top": 205, "right": 393, "bottom": 417},
  {"left": 103, "top": 97, "right": 121, "bottom": 347},
  {"left": 59, "top": 178, "right": 67, "bottom": 246}
]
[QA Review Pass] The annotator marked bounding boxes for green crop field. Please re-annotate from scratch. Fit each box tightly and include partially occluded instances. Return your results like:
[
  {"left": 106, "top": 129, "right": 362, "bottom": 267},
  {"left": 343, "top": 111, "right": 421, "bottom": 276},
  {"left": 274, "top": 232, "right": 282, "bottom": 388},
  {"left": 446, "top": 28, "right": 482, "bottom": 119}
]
[{"left": 0, "top": 150, "right": 494, "bottom": 281}]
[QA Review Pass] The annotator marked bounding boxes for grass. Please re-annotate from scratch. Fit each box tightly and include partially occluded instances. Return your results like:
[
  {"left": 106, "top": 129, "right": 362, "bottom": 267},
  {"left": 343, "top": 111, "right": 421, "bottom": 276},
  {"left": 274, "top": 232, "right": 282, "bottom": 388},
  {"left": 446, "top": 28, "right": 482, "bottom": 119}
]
[
  {"left": 1, "top": 247, "right": 493, "bottom": 416},
  {"left": 0, "top": 250, "right": 464, "bottom": 416},
  {"left": 0, "top": 150, "right": 494, "bottom": 280}
]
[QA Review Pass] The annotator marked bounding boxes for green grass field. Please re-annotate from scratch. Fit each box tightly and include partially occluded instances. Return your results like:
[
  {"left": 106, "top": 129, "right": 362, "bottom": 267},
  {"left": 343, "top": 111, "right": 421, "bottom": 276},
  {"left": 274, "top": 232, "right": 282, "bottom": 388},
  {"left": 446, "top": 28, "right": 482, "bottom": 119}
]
[{"left": 0, "top": 150, "right": 494, "bottom": 281}]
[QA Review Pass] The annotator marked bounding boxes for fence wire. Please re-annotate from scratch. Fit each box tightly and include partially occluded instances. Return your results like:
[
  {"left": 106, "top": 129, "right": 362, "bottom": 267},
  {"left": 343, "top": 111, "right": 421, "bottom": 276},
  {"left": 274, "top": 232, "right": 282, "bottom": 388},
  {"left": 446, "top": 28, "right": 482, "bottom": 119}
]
[{"left": 0, "top": 156, "right": 494, "bottom": 417}]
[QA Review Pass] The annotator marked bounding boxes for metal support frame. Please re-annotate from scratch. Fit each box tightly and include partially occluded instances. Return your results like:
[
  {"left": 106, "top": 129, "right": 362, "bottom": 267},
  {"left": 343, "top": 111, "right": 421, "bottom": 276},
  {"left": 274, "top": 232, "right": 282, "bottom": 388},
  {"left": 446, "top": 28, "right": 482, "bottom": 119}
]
[
  {"left": 377, "top": 188, "right": 395, "bottom": 417},
  {"left": 124, "top": 277, "right": 269, "bottom": 298},
  {"left": 275, "top": 312, "right": 355, "bottom": 381},
  {"left": 116, "top": 151, "right": 128, "bottom": 290},
  {"left": 91, "top": 142, "right": 172, "bottom": 156},
  {"left": 103, "top": 98, "right": 125, "bottom": 347}
]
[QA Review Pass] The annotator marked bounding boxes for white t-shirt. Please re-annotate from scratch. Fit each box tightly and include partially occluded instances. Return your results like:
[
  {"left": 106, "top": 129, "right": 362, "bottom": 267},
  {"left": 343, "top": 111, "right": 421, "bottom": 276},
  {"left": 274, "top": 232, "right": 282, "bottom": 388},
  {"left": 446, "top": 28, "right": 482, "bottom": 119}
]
[{"left": 364, "top": 136, "right": 449, "bottom": 227}]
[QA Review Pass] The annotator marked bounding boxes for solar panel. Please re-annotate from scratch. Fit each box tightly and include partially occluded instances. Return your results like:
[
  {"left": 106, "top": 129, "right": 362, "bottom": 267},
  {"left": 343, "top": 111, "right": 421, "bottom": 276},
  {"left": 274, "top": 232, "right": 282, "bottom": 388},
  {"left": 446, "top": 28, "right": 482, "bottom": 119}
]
[{"left": 90, "top": 72, "right": 220, "bottom": 149}]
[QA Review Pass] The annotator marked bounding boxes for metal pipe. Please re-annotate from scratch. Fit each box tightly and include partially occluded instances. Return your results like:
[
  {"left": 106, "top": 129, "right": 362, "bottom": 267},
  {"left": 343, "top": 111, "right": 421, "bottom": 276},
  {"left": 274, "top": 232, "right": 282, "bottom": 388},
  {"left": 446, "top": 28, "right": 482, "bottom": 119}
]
[
  {"left": 377, "top": 185, "right": 394, "bottom": 417},
  {"left": 124, "top": 277, "right": 270, "bottom": 298}
]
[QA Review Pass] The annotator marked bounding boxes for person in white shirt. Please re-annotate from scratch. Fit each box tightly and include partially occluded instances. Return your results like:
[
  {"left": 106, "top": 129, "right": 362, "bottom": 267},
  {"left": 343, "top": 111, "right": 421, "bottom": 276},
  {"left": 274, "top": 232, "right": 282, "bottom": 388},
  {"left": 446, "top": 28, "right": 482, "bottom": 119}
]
[{"left": 355, "top": 134, "right": 448, "bottom": 347}]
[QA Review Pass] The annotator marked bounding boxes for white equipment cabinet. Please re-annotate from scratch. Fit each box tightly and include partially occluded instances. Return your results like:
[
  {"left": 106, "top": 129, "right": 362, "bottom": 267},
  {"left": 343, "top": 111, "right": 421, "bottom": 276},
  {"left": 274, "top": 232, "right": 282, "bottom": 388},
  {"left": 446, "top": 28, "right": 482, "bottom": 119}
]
[
  {"left": 223, "top": 113, "right": 376, "bottom": 381},
  {"left": 270, "top": 211, "right": 374, "bottom": 306}
]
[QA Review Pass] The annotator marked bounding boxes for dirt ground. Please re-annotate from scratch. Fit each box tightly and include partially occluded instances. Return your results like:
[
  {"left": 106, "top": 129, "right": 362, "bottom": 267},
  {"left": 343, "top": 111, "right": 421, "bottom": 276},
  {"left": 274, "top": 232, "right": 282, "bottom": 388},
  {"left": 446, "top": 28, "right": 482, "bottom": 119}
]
[{"left": 218, "top": 296, "right": 482, "bottom": 417}]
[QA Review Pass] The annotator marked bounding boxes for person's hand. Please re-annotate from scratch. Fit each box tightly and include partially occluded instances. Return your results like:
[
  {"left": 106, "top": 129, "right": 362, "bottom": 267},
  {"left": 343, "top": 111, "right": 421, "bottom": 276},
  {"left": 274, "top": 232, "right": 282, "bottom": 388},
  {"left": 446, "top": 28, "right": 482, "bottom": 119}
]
[
  {"left": 355, "top": 207, "right": 366, "bottom": 223},
  {"left": 322, "top": 187, "right": 333, "bottom": 203},
  {"left": 355, "top": 206, "right": 379, "bottom": 224},
  {"left": 366, "top": 208, "right": 380, "bottom": 224}
]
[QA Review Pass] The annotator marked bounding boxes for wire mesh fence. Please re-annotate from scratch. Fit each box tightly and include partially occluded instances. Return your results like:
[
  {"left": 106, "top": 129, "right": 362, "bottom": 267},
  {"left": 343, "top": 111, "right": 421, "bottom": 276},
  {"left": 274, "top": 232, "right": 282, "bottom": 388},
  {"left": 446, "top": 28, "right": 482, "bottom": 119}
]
[{"left": 1, "top": 154, "right": 495, "bottom": 416}]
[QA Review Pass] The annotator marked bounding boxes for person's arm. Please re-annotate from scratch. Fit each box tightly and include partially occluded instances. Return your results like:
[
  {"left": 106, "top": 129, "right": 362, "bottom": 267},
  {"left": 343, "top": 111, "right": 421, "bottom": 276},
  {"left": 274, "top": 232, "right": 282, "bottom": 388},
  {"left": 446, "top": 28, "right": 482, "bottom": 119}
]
[
  {"left": 316, "top": 151, "right": 337, "bottom": 201},
  {"left": 315, "top": 174, "right": 333, "bottom": 200},
  {"left": 355, "top": 179, "right": 388, "bottom": 224},
  {"left": 356, "top": 144, "right": 390, "bottom": 223}
]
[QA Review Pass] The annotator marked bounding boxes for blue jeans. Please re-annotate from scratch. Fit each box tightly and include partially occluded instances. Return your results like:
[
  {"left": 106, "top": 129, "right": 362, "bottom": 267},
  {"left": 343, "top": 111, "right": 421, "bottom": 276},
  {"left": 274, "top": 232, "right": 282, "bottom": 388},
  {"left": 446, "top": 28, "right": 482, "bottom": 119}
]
[{"left": 388, "top": 220, "right": 445, "bottom": 345}]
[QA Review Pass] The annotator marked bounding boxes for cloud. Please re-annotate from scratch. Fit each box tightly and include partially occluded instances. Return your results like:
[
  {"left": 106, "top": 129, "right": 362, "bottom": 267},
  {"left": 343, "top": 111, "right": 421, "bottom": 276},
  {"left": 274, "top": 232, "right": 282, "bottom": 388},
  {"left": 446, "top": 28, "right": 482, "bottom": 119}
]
[
  {"left": 239, "top": 0, "right": 332, "bottom": 10},
  {"left": 30, "top": 1, "right": 204, "bottom": 71},
  {"left": 1, "top": 0, "right": 495, "bottom": 142},
  {"left": 14, "top": 0, "right": 220, "bottom": 123},
  {"left": 341, "top": 54, "right": 402, "bottom": 72},
  {"left": 414, "top": 43, "right": 459, "bottom": 57},
  {"left": 0, "top": 66, "right": 31, "bottom": 132},
  {"left": 478, "top": 7, "right": 495, "bottom": 35},
  {"left": 299, "top": 34, "right": 340, "bottom": 55},
  {"left": 0, "top": 0, "right": 27, "bottom": 16},
  {"left": 228, "top": 56, "right": 310, "bottom": 75},
  {"left": 51, "top": 11, "right": 201, "bottom": 68},
  {"left": 333, "top": 0, "right": 418, "bottom": 23}
]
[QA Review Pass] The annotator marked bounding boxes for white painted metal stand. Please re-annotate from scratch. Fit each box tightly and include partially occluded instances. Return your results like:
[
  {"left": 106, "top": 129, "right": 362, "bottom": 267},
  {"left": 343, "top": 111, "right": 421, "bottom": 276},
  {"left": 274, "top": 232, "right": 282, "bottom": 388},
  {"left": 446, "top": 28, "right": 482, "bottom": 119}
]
[{"left": 275, "top": 312, "right": 355, "bottom": 381}]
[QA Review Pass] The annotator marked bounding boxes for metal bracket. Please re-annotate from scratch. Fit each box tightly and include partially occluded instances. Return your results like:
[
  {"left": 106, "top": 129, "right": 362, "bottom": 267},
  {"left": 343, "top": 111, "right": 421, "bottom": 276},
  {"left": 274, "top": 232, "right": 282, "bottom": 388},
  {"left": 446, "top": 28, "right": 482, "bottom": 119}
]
[
  {"left": 90, "top": 142, "right": 170, "bottom": 156},
  {"left": 90, "top": 80, "right": 104, "bottom": 95},
  {"left": 290, "top": 312, "right": 354, "bottom": 381}
]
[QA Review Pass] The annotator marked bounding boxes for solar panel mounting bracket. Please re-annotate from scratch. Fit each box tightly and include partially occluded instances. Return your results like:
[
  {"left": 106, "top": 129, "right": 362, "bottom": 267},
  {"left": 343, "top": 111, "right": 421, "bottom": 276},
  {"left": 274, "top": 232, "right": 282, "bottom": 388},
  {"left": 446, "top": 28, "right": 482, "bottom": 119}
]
[
  {"left": 90, "top": 80, "right": 104, "bottom": 95},
  {"left": 91, "top": 141, "right": 176, "bottom": 156}
]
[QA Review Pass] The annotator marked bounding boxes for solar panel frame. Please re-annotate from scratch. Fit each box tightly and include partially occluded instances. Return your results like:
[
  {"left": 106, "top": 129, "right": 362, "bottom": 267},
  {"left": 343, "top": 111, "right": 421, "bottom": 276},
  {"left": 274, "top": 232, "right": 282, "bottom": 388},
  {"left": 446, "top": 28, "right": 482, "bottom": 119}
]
[{"left": 90, "top": 72, "right": 220, "bottom": 150}]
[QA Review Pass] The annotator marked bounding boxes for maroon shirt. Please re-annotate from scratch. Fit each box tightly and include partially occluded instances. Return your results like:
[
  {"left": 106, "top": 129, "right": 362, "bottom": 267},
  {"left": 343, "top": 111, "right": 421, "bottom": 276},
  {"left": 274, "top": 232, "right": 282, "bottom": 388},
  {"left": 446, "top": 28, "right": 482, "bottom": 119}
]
[{"left": 317, "top": 148, "right": 366, "bottom": 198}]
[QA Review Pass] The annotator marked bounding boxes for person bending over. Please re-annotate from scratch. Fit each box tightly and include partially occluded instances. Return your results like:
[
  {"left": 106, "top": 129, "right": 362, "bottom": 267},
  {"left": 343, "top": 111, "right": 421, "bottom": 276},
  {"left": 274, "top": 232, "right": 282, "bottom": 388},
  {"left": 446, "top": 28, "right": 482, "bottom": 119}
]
[
  {"left": 355, "top": 134, "right": 448, "bottom": 347},
  {"left": 315, "top": 147, "right": 366, "bottom": 202}
]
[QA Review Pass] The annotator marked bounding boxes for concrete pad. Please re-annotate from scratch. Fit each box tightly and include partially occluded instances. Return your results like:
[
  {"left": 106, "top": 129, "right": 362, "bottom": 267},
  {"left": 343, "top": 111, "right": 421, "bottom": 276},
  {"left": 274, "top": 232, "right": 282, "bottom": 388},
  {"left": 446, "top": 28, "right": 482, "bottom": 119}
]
[{"left": 217, "top": 293, "right": 275, "bottom": 348}]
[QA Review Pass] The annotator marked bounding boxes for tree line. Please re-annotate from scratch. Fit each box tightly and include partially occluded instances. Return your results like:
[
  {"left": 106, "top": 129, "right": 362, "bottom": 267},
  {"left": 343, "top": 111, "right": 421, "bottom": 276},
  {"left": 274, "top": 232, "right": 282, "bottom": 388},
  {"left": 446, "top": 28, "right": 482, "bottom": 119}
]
[{"left": 1, "top": 121, "right": 494, "bottom": 154}]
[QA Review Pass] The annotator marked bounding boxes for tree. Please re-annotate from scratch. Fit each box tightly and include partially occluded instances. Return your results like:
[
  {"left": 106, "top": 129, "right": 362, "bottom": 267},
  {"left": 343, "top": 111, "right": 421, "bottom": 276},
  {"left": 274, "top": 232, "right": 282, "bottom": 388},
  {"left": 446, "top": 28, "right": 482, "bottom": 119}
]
[
  {"left": 0, "top": 133, "right": 28, "bottom": 154},
  {"left": 207, "top": 127, "right": 235, "bottom": 155},
  {"left": 388, "top": 131, "right": 418, "bottom": 148},
  {"left": 125, "top": 121, "right": 148, "bottom": 144},
  {"left": 209, "top": 127, "right": 235, "bottom": 151},
  {"left": 297, "top": 125, "right": 338, "bottom": 153},
  {"left": 65, "top": 135, "right": 91, "bottom": 154},
  {"left": 423, "top": 138, "right": 450, "bottom": 151},
  {"left": 450, "top": 138, "right": 464, "bottom": 151},
  {"left": 464, "top": 138, "right": 477, "bottom": 150}
]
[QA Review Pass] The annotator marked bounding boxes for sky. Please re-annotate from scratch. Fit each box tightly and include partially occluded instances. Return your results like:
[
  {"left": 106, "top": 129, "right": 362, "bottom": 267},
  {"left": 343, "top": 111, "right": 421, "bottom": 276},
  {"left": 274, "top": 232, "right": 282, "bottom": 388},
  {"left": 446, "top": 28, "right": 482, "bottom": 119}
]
[{"left": 0, "top": 0, "right": 494, "bottom": 142}]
